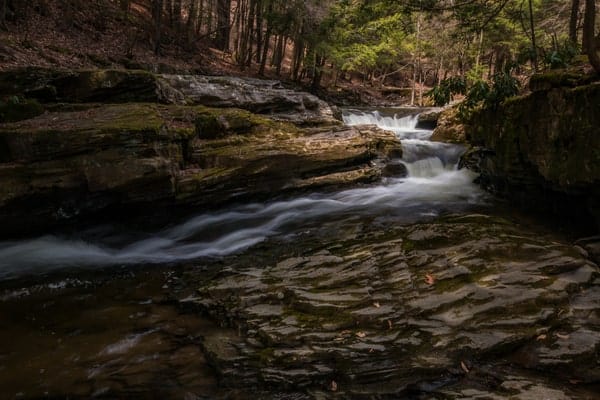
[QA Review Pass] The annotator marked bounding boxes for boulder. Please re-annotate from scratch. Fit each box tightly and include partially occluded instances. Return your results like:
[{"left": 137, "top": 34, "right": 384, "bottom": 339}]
[
  {"left": 416, "top": 107, "right": 443, "bottom": 130},
  {"left": 159, "top": 74, "right": 339, "bottom": 125},
  {"left": 382, "top": 161, "right": 408, "bottom": 177},
  {"left": 465, "top": 74, "right": 600, "bottom": 231},
  {"left": 0, "top": 97, "right": 45, "bottom": 123},
  {"left": 0, "top": 104, "right": 400, "bottom": 237},
  {"left": 0, "top": 68, "right": 162, "bottom": 103},
  {"left": 430, "top": 106, "right": 466, "bottom": 144},
  {"left": 0, "top": 68, "right": 339, "bottom": 126}
]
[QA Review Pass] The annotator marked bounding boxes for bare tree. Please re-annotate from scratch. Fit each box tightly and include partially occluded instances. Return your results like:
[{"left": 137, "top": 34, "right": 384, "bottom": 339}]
[
  {"left": 119, "top": 0, "right": 130, "bottom": 13},
  {"left": 584, "top": 0, "right": 600, "bottom": 73},
  {"left": 1, "top": 0, "right": 7, "bottom": 30},
  {"left": 215, "top": 0, "right": 231, "bottom": 51},
  {"left": 528, "top": 0, "right": 538, "bottom": 71},
  {"left": 569, "top": 0, "right": 580, "bottom": 45},
  {"left": 152, "top": 0, "right": 163, "bottom": 55}
]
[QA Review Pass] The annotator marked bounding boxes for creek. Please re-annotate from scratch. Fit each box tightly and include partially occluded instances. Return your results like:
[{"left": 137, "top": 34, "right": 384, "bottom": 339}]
[{"left": 0, "top": 109, "right": 598, "bottom": 399}]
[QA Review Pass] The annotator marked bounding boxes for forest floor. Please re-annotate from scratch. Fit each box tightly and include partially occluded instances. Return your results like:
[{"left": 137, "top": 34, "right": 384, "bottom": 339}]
[{"left": 0, "top": 4, "right": 410, "bottom": 106}]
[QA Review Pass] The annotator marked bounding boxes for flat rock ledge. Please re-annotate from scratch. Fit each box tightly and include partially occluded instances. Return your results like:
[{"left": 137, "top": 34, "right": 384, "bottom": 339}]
[
  {"left": 0, "top": 103, "right": 401, "bottom": 237},
  {"left": 0, "top": 68, "right": 339, "bottom": 126},
  {"left": 182, "top": 214, "right": 600, "bottom": 398}
]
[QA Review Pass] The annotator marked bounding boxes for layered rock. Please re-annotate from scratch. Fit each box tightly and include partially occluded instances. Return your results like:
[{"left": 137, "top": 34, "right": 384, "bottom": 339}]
[
  {"left": 0, "top": 68, "right": 163, "bottom": 104},
  {"left": 159, "top": 74, "right": 338, "bottom": 125},
  {"left": 182, "top": 214, "right": 600, "bottom": 398},
  {"left": 465, "top": 73, "right": 600, "bottom": 231},
  {"left": 0, "top": 68, "right": 338, "bottom": 125},
  {"left": 0, "top": 104, "right": 401, "bottom": 237},
  {"left": 416, "top": 107, "right": 443, "bottom": 130},
  {"left": 430, "top": 106, "right": 466, "bottom": 144}
]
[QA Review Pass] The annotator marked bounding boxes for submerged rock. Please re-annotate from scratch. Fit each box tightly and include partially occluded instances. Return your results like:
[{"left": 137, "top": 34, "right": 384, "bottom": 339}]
[
  {"left": 184, "top": 214, "right": 600, "bottom": 397},
  {"left": 0, "top": 104, "right": 400, "bottom": 237}
]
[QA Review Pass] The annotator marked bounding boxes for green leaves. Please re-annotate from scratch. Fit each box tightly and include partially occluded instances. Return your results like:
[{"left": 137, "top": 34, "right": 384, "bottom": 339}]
[
  {"left": 426, "top": 76, "right": 466, "bottom": 106},
  {"left": 457, "top": 71, "right": 520, "bottom": 120}
]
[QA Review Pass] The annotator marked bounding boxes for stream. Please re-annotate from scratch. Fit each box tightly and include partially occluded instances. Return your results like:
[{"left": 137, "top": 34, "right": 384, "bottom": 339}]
[{"left": 0, "top": 109, "right": 598, "bottom": 399}]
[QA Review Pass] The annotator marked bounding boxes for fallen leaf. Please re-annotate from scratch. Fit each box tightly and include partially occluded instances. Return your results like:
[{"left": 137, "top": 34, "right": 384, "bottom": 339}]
[
  {"left": 536, "top": 334, "right": 547, "bottom": 341},
  {"left": 369, "top": 348, "right": 374, "bottom": 353},
  {"left": 373, "top": 301, "right": 381, "bottom": 308},
  {"left": 330, "top": 380, "right": 338, "bottom": 392},
  {"left": 460, "top": 361, "right": 470, "bottom": 374},
  {"left": 425, "top": 273, "right": 435, "bottom": 285},
  {"left": 387, "top": 320, "right": 393, "bottom": 329},
  {"left": 556, "top": 332, "right": 570, "bottom": 340},
  {"left": 356, "top": 331, "right": 366, "bottom": 338}
]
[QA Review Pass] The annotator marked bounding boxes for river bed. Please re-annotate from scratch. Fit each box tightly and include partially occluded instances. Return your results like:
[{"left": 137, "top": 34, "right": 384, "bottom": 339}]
[{"left": 0, "top": 109, "right": 598, "bottom": 399}]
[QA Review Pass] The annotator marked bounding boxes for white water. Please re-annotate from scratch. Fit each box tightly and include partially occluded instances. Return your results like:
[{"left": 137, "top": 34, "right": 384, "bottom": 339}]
[{"left": 0, "top": 109, "right": 485, "bottom": 278}]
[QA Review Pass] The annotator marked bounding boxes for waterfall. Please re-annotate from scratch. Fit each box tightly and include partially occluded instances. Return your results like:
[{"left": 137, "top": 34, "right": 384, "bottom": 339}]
[
  {"left": 343, "top": 109, "right": 465, "bottom": 178},
  {"left": 342, "top": 110, "right": 420, "bottom": 131},
  {"left": 342, "top": 110, "right": 433, "bottom": 140}
]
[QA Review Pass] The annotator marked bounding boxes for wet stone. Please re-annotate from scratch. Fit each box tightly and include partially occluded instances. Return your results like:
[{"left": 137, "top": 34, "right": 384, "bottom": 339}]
[{"left": 186, "top": 215, "right": 600, "bottom": 396}]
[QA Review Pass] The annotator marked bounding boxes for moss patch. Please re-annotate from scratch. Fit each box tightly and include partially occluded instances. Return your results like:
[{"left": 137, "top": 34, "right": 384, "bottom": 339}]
[
  {"left": 529, "top": 70, "right": 598, "bottom": 92},
  {"left": 0, "top": 97, "right": 45, "bottom": 123}
]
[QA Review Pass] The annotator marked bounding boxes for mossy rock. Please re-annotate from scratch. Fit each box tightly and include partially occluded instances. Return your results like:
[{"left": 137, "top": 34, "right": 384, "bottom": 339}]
[
  {"left": 0, "top": 103, "right": 166, "bottom": 163},
  {"left": 0, "top": 97, "right": 45, "bottom": 123},
  {"left": 430, "top": 106, "right": 466, "bottom": 144},
  {"left": 0, "top": 67, "right": 161, "bottom": 103},
  {"left": 194, "top": 107, "right": 280, "bottom": 139},
  {"left": 529, "top": 70, "right": 598, "bottom": 92},
  {"left": 0, "top": 67, "right": 70, "bottom": 100}
]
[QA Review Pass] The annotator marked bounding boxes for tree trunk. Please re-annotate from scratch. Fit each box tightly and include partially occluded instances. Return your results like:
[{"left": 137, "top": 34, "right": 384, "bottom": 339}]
[
  {"left": 528, "top": 0, "right": 538, "bottom": 71},
  {"left": 173, "top": 0, "right": 182, "bottom": 35},
  {"left": 258, "top": 1, "right": 273, "bottom": 75},
  {"left": 152, "top": 0, "right": 163, "bottom": 55},
  {"left": 291, "top": 26, "right": 304, "bottom": 81},
  {"left": 196, "top": 0, "right": 203, "bottom": 35},
  {"left": 187, "top": 0, "right": 197, "bottom": 45},
  {"left": 206, "top": 0, "right": 213, "bottom": 36},
  {"left": 274, "top": 35, "right": 285, "bottom": 76},
  {"left": 584, "top": 0, "right": 600, "bottom": 73},
  {"left": 236, "top": 0, "right": 250, "bottom": 67},
  {"left": 1, "top": 0, "right": 7, "bottom": 29},
  {"left": 258, "top": 23, "right": 271, "bottom": 75},
  {"left": 475, "top": 29, "right": 484, "bottom": 68},
  {"left": 311, "top": 54, "right": 325, "bottom": 89},
  {"left": 165, "top": 0, "right": 173, "bottom": 27},
  {"left": 233, "top": 0, "right": 242, "bottom": 59},
  {"left": 570, "top": 0, "right": 580, "bottom": 45},
  {"left": 411, "top": 13, "right": 420, "bottom": 106},
  {"left": 245, "top": 0, "right": 256, "bottom": 67},
  {"left": 215, "top": 0, "right": 231, "bottom": 51},
  {"left": 255, "top": 1, "right": 262, "bottom": 64}
]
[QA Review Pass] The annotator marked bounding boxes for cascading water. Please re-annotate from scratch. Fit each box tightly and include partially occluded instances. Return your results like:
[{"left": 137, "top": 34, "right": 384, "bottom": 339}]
[
  {"left": 342, "top": 108, "right": 466, "bottom": 175},
  {"left": 0, "top": 109, "right": 485, "bottom": 278}
]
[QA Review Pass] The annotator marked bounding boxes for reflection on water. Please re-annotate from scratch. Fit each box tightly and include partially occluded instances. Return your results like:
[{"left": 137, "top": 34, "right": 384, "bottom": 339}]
[{"left": 0, "top": 268, "right": 221, "bottom": 399}]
